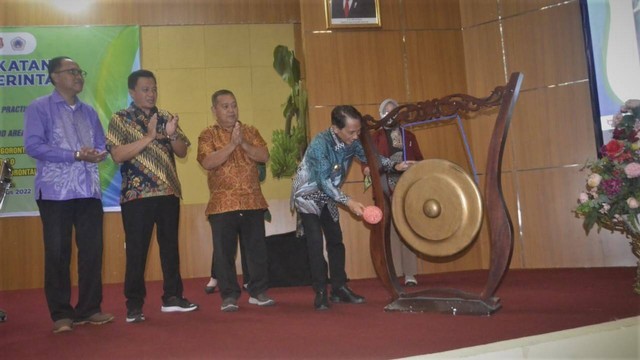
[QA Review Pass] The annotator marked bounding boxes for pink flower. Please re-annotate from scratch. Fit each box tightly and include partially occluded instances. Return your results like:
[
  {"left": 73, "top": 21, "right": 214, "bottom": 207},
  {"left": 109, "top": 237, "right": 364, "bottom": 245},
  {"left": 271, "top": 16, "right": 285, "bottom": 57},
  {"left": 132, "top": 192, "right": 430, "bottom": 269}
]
[
  {"left": 625, "top": 163, "right": 640, "bottom": 178},
  {"left": 627, "top": 197, "right": 639, "bottom": 209},
  {"left": 579, "top": 192, "right": 589, "bottom": 203},
  {"left": 609, "top": 112, "right": 623, "bottom": 127}
]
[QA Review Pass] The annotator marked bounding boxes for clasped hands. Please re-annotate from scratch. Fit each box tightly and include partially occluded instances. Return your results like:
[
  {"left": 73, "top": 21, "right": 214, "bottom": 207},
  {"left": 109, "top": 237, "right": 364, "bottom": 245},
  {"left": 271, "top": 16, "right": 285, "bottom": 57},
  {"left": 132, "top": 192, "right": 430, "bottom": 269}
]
[
  {"left": 77, "top": 147, "right": 107, "bottom": 163},
  {"left": 230, "top": 121, "right": 244, "bottom": 146},
  {"left": 146, "top": 113, "right": 180, "bottom": 141}
]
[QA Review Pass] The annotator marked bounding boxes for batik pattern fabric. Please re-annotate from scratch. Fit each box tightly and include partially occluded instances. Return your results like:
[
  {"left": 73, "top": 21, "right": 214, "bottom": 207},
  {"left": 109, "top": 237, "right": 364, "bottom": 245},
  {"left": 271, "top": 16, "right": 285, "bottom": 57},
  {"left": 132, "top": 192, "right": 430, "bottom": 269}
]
[
  {"left": 106, "top": 104, "right": 189, "bottom": 204},
  {"left": 291, "top": 128, "right": 397, "bottom": 235},
  {"left": 196, "top": 121, "right": 269, "bottom": 215},
  {"left": 23, "top": 90, "right": 105, "bottom": 201}
]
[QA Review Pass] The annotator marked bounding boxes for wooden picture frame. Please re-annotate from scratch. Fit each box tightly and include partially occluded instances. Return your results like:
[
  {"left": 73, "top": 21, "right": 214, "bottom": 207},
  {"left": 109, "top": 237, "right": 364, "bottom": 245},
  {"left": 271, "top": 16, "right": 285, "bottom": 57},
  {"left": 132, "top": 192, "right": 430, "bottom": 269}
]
[{"left": 325, "top": 0, "right": 381, "bottom": 29}]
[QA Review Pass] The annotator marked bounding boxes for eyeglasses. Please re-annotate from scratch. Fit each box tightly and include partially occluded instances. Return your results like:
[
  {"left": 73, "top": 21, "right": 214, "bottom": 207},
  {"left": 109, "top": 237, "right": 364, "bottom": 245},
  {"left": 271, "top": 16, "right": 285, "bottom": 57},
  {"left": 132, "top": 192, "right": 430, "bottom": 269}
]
[{"left": 55, "top": 69, "right": 87, "bottom": 77}]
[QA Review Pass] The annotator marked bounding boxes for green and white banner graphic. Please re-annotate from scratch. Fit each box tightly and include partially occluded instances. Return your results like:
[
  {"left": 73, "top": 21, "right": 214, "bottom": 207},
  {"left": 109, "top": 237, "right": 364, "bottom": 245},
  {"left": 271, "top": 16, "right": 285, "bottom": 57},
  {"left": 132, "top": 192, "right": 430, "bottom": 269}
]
[{"left": 0, "top": 26, "right": 140, "bottom": 217}]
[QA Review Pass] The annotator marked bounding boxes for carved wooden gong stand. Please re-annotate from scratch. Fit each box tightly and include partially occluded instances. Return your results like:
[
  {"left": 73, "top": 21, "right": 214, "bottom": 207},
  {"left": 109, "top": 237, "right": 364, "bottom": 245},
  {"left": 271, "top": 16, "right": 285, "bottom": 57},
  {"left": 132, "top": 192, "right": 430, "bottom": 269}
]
[{"left": 360, "top": 72, "right": 523, "bottom": 315}]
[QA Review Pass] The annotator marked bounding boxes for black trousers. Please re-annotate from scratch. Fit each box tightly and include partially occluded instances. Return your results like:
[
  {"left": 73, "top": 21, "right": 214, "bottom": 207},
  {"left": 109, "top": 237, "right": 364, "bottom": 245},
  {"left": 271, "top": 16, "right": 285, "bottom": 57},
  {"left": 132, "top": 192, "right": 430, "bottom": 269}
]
[
  {"left": 37, "top": 198, "right": 104, "bottom": 322},
  {"left": 300, "top": 206, "right": 347, "bottom": 292},
  {"left": 208, "top": 210, "right": 268, "bottom": 300},
  {"left": 121, "top": 196, "right": 183, "bottom": 311},
  {"left": 210, "top": 241, "right": 250, "bottom": 285}
]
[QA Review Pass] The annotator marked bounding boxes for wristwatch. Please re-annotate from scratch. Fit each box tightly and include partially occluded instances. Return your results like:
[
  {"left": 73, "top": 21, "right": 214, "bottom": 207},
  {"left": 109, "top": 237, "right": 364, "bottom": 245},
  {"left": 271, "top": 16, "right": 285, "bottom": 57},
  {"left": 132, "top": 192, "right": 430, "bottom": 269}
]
[{"left": 74, "top": 151, "right": 81, "bottom": 161}]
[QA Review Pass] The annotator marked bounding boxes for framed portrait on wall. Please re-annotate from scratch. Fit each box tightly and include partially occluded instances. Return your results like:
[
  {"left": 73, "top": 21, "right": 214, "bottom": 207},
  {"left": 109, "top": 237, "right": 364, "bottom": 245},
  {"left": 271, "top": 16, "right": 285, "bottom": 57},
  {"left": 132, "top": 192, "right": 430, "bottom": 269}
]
[{"left": 325, "top": 0, "right": 381, "bottom": 29}]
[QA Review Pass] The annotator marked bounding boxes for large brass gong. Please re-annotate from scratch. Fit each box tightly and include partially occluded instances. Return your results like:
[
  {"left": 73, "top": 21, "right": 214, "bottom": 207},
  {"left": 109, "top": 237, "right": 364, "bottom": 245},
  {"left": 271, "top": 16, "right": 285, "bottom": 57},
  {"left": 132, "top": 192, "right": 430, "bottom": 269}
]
[{"left": 392, "top": 159, "right": 483, "bottom": 257}]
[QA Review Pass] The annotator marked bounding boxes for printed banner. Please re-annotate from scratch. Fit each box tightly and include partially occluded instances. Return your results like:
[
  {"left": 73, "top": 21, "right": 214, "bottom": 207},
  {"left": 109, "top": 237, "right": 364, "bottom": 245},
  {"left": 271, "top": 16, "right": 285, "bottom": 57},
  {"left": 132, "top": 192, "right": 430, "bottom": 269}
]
[{"left": 0, "top": 26, "right": 140, "bottom": 217}]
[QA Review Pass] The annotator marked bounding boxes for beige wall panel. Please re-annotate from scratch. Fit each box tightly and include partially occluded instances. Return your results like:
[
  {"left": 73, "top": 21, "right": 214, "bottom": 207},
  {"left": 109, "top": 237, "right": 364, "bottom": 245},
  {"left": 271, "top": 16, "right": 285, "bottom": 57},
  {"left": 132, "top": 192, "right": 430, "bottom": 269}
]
[
  {"left": 299, "top": 0, "right": 325, "bottom": 32},
  {"left": 154, "top": 69, "right": 208, "bottom": 115},
  {"left": 103, "top": 212, "right": 127, "bottom": 284},
  {"left": 463, "top": 110, "right": 515, "bottom": 174},
  {"left": 250, "top": 24, "right": 297, "bottom": 66},
  {"left": 412, "top": 123, "right": 470, "bottom": 172},
  {"left": 192, "top": 0, "right": 300, "bottom": 26},
  {"left": 510, "top": 83, "right": 596, "bottom": 170},
  {"left": 403, "top": 0, "right": 461, "bottom": 30},
  {"left": 462, "top": 22, "right": 506, "bottom": 96},
  {"left": 379, "top": 0, "right": 403, "bottom": 30},
  {"left": 2, "top": 0, "right": 300, "bottom": 26},
  {"left": 502, "top": 171, "right": 524, "bottom": 269},
  {"left": 177, "top": 204, "right": 212, "bottom": 278},
  {"left": 518, "top": 167, "right": 608, "bottom": 268},
  {"left": 339, "top": 182, "right": 378, "bottom": 279},
  {"left": 251, "top": 70, "right": 298, "bottom": 199},
  {"left": 250, "top": 67, "right": 291, "bottom": 134},
  {"left": 598, "top": 233, "right": 640, "bottom": 267},
  {"left": 459, "top": 0, "right": 499, "bottom": 28},
  {"left": 500, "top": 0, "right": 568, "bottom": 17},
  {"left": 405, "top": 30, "right": 467, "bottom": 101},
  {"left": 473, "top": 172, "right": 524, "bottom": 269},
  {"left": 265, "top": 199, "right": 298, "bottom": 235},
  {"left": 0, "top": 202, "right": 290, "bottom": 291},
  {"left": 358, "top": 104, "right": 384, "bottom": 120},
  {"left": 140, "top": 27, "right": 160, "bottom": 70},
  {"left": 502, "top": 1, "right": 587, "bottom": 90},
  {"left": 203, "top": 25, "right": 252, "bottom": 68},
  {"left": 0, "top": 217, "right": 44, "bottom": 290},
  {"left": 304, "top": 32, "right": 406, "bottom": 106},
  {"left": 308, "top": 106, "right": 334, "bottom": 139},
  {"left": 171, "top": 110, "right": 209, "bottom": 206},
  {"left": 156, "top": 26, "right": 206, "bottom": 69},
  {"left": 294, "top": 24, "right": 306, "bottom": 80}
]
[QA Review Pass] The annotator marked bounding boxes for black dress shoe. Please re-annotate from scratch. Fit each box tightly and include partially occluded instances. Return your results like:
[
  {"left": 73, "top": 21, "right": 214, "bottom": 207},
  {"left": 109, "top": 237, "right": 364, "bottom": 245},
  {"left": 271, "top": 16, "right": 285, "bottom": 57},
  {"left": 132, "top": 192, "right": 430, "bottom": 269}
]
[
  {"left": 330, "top": 286, "right": 365, "bottom": 304},
  {"left": 314, "top": 290, "right": 330, "bottom": 310},
  {"left": 204, "top": 285, "right": 216, "bottom": 294}
]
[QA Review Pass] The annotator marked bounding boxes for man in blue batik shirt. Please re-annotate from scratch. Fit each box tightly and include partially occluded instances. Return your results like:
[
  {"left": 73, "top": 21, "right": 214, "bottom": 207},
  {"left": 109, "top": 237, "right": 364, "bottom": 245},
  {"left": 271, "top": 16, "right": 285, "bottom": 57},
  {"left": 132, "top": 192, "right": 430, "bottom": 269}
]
[
  {"left": 291, "top": 105, "right": 413, "bottom": 310},
  {"left": 24, "top": 56, "right": 113, "bottom": 333}
]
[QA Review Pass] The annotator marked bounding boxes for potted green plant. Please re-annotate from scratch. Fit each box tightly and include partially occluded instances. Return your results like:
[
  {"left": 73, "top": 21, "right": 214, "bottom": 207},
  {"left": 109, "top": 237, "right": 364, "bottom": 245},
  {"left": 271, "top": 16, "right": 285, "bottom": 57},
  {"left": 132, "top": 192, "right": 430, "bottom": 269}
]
[{"left": 270, "top": 45, "right": 308, "bottom": 178}]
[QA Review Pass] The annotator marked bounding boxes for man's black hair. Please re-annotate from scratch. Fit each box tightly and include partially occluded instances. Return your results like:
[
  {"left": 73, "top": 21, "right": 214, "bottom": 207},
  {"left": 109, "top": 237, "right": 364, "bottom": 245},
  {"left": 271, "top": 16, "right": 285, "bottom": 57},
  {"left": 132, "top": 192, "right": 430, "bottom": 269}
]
[
  {"left": 211, "top": 89, "right": 235, "bottom": 106},
  {"left": 47, "top": 56, "right": 72, "bottom": 86},
  {"left": 128, "top": 69, "right": 156, "bottom": 90},
  {"left": 331, "top": 105, "right": 362, "bottom": 129}
]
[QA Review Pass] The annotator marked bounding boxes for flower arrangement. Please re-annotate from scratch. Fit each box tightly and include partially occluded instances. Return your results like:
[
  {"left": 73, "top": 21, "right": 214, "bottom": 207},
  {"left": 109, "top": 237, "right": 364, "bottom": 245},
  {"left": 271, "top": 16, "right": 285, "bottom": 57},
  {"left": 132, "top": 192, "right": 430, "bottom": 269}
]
[{"left": 575, "top": 99, "right": 640, "bottom": 236}]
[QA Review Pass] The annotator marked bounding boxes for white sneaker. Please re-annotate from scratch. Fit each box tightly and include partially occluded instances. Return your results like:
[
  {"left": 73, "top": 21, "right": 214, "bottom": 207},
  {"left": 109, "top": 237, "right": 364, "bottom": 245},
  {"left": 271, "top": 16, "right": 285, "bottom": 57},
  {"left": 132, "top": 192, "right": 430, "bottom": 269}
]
[{"left": 404, "top": 275, "right": 417, "bottom": 286}]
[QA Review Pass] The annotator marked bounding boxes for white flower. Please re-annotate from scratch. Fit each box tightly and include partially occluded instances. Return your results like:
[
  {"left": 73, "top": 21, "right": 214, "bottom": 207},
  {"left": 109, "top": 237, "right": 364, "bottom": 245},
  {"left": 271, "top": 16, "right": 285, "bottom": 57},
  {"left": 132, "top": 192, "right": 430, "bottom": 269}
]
[
  {"left": 599, "top": 203, "right": 611, "bottom": 214},
  {"left": 587, "top": 173, "right": 602, "bottom": 188},
  {"left": 627, "top": 197, "right": 639, "bottom": 209}
]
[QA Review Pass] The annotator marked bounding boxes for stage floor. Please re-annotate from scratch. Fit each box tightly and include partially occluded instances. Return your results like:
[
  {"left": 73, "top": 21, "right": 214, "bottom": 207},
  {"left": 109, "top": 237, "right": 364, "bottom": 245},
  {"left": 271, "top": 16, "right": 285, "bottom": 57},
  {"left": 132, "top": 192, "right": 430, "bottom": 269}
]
[{"left": 1, "top": 267, "right": 638, "bottom": 359}]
